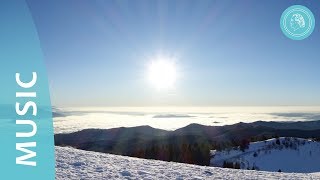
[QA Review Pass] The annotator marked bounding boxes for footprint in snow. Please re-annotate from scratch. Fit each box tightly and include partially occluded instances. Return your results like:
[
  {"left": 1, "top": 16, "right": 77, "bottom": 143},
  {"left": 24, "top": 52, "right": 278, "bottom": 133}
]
[
  {"left": 204, "top": 170, "right": 213, "bottom": 176},
  {"left": 72, "top": 161, "right": 86, "bottom": 167},
  {"left": 137, "top": 170, "right": 149, "bottom": 175},
  {"left": 120, "top": 170, "right": 132, "bottom": 177},
  {"left": 95, "top": 167, "right": 103, "bottom": 172}
]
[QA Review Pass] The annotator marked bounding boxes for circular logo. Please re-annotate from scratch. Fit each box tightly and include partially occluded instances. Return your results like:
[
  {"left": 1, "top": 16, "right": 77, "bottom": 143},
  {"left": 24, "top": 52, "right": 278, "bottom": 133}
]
[{"left": 280, "top": 5, "right": 315, "bottom": 40}]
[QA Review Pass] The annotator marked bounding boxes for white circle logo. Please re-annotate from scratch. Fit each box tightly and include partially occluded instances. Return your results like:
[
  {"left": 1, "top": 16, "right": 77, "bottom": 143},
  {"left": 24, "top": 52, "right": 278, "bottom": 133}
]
[{"left": 280, "top": 5, "right": 315, "bottom": 40}]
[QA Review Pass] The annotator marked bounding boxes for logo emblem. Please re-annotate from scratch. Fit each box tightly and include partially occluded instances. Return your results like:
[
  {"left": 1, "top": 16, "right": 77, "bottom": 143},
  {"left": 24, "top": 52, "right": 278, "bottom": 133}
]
[{"left": 280, "top": 5, "right": 315, "bottom": 40}]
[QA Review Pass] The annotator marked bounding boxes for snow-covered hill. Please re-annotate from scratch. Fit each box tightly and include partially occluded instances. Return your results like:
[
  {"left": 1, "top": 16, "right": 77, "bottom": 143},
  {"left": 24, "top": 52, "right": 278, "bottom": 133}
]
[
  {"left": 210, "top": 137, "right": 320, "bottom": 173},
  {"left": 56, "top": 146, "right": 320, "bottom": 179}
]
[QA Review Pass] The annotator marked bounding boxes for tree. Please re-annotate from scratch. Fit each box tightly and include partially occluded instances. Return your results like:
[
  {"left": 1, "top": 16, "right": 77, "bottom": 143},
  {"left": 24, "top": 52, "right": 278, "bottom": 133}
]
[
  {"left": 278, "top": 169, "right": 282, "bottom": 172},
  {"left": 223, "top": 161, "right": 234, "bottom": 168},
  {"left": 240, "top": 139, "right": 250, "bottom": 152},
  {"left": 234, "top": 162, "right": 240, "bottom": 169}
]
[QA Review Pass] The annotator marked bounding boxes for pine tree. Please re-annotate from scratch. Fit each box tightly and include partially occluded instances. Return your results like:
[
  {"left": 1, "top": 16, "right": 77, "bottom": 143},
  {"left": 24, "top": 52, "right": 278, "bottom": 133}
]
[{"left": 234, "top": 162, "right": 240, "bottom": 169}]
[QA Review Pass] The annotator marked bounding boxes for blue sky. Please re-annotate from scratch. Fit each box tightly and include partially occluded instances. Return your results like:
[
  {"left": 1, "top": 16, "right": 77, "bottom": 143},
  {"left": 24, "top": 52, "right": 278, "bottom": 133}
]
[{"left": 27, "top": 0, "right": 320, "bottom": 107}]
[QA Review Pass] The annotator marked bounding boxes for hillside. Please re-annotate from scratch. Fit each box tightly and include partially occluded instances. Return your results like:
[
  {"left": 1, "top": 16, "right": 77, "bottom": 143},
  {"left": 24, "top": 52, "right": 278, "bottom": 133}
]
[
  {"left": 55, "top": 121, "right": 320, "bottom": 166},
  {"left": 210, "top": 137, "right": 320, "bottom": 173},
  {"left": 55, "top": 121, "right": 320, "bottom": 147},
  {"left": 55, "top": 146, "right": 320, "bottom": 179}
]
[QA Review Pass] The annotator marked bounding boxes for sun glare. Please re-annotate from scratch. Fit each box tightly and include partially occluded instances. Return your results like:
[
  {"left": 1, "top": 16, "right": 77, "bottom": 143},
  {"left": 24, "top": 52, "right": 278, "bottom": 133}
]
[{"left": 147, "top": 56, "right": 177, "bottom": 90}]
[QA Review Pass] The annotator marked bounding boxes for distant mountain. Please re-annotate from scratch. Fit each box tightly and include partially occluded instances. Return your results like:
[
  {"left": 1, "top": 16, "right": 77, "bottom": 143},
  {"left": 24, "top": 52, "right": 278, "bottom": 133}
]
[
  {"left": 210, "top": 137, "right": 320, "bottom": 173},
  {"left": 55, "top": 125, "right": 167, "bottom": 155},
  {"left": 55, "top": 120, "right": 320, "bottom": 166},
  {"left": 171, "top": 121, "right": 320, "bottom": 142},
  {"left": 251, "top": 120, "right": 320, "bottom": 130}
]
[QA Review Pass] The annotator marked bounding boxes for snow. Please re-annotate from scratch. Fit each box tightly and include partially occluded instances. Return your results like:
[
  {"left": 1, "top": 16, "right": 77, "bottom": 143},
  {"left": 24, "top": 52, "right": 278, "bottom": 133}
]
[
  {"left": 211, "top": 137, "right": 320, "bottom": 173},
  {"left": 56, "top": 146, "right": 320, "bottom": 179}
]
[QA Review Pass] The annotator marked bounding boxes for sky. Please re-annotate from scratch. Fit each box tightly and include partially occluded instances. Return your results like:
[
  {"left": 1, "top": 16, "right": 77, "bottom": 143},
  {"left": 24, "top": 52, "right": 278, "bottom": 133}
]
[{"left": 27, "top": 0, "right": 320, "bottom": 107}]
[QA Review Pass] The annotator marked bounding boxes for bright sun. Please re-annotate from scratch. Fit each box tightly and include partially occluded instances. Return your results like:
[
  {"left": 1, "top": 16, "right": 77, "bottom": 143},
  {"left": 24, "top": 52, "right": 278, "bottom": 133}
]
[{"left": 147, "top": 56, "right": 177, "bottom": 90}]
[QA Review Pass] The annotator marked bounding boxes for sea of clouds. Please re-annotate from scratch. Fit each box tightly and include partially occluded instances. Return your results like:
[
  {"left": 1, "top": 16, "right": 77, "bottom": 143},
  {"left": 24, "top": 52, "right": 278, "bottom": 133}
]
[{"left": 53, "top": 106, "right": 320, "bottom": 134}]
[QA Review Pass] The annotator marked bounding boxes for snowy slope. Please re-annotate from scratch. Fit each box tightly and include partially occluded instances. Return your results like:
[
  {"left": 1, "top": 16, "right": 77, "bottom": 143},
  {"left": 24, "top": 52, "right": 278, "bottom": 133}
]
[
  {"left": 56, "top": 146, "right": 320, "bottom": 179},
  {"left": 210, "top": 137, "right": 320, "bottom": 173}
]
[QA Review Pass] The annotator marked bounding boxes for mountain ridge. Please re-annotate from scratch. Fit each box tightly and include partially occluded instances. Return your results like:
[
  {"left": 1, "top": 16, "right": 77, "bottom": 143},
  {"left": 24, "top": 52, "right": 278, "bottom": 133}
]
[{"left": 55, "top": 120, "right": 320, "bottom": 166}]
